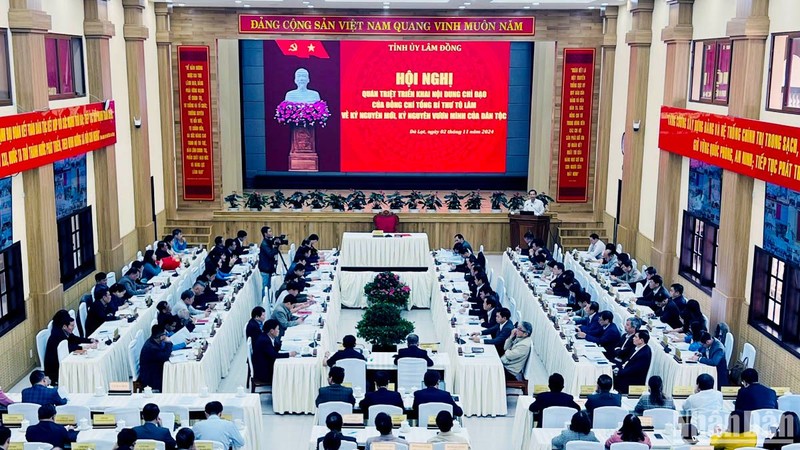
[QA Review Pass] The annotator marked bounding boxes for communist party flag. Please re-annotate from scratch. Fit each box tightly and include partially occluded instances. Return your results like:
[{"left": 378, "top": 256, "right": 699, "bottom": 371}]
[{"left": 276, "top": 40, "right": 330, "bottom": 59}]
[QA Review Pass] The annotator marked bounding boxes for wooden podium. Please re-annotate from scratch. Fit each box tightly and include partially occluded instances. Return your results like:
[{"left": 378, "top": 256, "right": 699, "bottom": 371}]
[{"left": 509, "top": 213, "right": 552, "bottom": 248}]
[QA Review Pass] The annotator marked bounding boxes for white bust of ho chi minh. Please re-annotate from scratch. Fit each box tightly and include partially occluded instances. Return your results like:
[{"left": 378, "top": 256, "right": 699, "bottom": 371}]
[{"left": 284, "top": 68, "right": 321, "bottom": 103}]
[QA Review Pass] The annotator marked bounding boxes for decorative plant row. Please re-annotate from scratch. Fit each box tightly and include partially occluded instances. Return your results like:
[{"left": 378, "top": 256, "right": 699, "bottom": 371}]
[{"left": 356, "top": 272, "right": 415, "bottom": 351}]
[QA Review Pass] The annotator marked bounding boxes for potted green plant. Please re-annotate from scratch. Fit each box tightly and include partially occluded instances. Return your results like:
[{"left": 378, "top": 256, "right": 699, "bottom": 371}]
[
  {"left": 423, "top": 192, "right": 443, "bottom": 213},
  {"left": 356, "top": 302, "right": 415, "bottom": 352},
  {"left": 507, "top": 192, "right": 526, "bottom": 213},
  {"left": 346, "top": 190, "right": 367, "bottom": 212},
  {"left": 386, "top": 192, "right": 406, "bottom": 212},
  {"left": 406, "top": 190, "right": 424, "bottom": 213},
  {"left": 368, "top": 192, "right": 385, "bottom": 212},
  {"left": 224, "top": 192, "right": 242, "bottom": 211},
  {"left": 364, "top": 272, "right": 411, "bottom": 308},
  {"left": 244, "top": 192, "right": 267, "bottom": 211},
  {"left": 490, "top": 191, "right": 507, "bottom": 212},
  {"left": 465, "top": 191, "right": 483, "bottom": 213},
  {"left": 537, "top": 192, "right": 555, "bottom": 212},
  {"left": 267, "top": 190, "right": 285, "bottom": 212},
  {"left": 285, "top": 191, "right": 307, "bottom": 211},
  {"left": 307, "top": 190, "right": 327, "bottom": 211},
  {"left": 327, "top": 193, "right": 347, "bottom": 212},
  {"left": 444, "top": 191, "right": 464, "bottom": 213}
]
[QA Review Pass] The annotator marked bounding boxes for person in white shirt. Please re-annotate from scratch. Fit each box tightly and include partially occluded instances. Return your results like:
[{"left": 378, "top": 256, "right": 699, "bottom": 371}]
[
  {"left": 192, "top": 401, "right": 245, "bottom": 449},
  {"left": 587, "top": 233, "right": 605, "bottom": 260},
  {"left": 522, "top": 189, "right": 546, "bottom": 215},
  {"left": 682, "top": 373, "right": 724, "bottom": 431},
  {"left": 173, "top": 289, "right": 210, "bottom": 322}
]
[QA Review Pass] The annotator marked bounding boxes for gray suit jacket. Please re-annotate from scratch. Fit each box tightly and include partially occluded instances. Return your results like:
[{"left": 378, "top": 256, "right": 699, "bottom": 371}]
[
  {"left": 270, "top": 303, "right": 300, "bottom": 336},
  {"left": 315, "top": 384, "right": 355, "bottom": 406}
]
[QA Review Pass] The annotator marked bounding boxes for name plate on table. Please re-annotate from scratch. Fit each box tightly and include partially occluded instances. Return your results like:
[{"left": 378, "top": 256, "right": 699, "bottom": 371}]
[
  {"left": 2, "top": 414, "right": 23, "bottom": 425},
  {"left": 55, "top": 414, "right": 77, "bottom": 425},
  {"left": 721, "top": 386, "right": 740, "bottom": 398},
  {"left": 420, "top": 343, "right": 438, "bottom": 352},
  {"left": 342, "top": 382, "right": 353, "bottom": 388},
  {"left": 639, "top": 416, "right": 654, "bottom": 429},
  {"left": 8, "top": 443, "right": 22, "bottom": 450},
  {"left": 673, "top": 386, "right": 693, "bottom": 398},
  {"left": 409, "top": 444, "right": 434, "bottom": 450},
  {"left": 221, "top": 414, "right": 233, "bottom": 422},
  {"left": 427, "top": 416, "right": 438, "bottom": 428},
  {"left": 533, "top": 384, "right": 548, "bottom": 395},
  {"left": 342, "top": 414, "right": 364, "bottom": 426},
  {"left": 391, "top": 414, "right": 407, "bottom": 425},
  {"left": 443, "top": 444, "right": 469, "bottom": 450},
  {"left": 775, "top": 387, "right": 792, "bottom": 396},
  {"left": 372, "top": 444, "right": 400, "bottom": 450},
  {"left": 135, "top": 442, "right": 158, "bottom": 450},
  {"left": 73, "top": 444, "right": 97, "bottom": 450},
  {"left": 195, "top": 443, "right": 214, "bottom": 450},
  {"left": 109, "top": 381, "right": 132, "bottom": 394},
  {"left": 93, "top": 414, "right": 116, "bottom": 427},
  {"left": 628, "top": 385, "right": 647, "bottom": 396},
  {"left": 470, "top": 347, "right": 484, "bottom": 354},
  {"left": 579, "top": 385, "right": 595, "bottom": 397}
]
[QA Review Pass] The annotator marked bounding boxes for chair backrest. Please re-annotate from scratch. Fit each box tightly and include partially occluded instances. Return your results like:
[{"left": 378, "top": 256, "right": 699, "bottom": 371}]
[
  {"left": 9, "top": 403, "right": 41, "bottom": 425},
  {"left": 742, "top": 342, "right": 756, "bottom": 368},
  {"left": 592, "top": 406, "right": 629, "bottom": 429},
  {"left": 496, "top": 276, "right": 506, "bottom": 304},
  {"left": 56, "top": 340, "right": 69, "bottom": 363},
  {"left": 317, "top": 442, "right": 357, "bottom": 450},
  {"left": 542, "top": 406, "right": 579, "bottom": 428},
  {"left": 418, "top": 402, "right": 452, "bottom": 426},
  {"left": 750, "top": 408, "right": 784, "bottom": 432},
  {"left": 723, "top": 332, "right": 735, "bottom": 365},
  {"left": 397, "top": 358, "right": 427, "bottom": 392},
  {"left": 781, "top": 444, "right": 800, "bottom": 450},
  {"left": 246, "top": 337, "right": 256, "bottom": 380},
  {"left": 367, "top": 405, "right": 403, "bottom": 426},
  {"left": 336, "top": 358, "right": 367, "bottom": 394},
  {"left": 634, "top": 282, "right": 645, "bottom": 297},
  {"left": 78, "top": 302, "right": 88, "bottom": 338},
  {"left": 137, "top": 250, "right": 144, "bottom": 261},
  {"left": 159, "top": 412, "right": 175, "bottom": 432},
  {"left": 36, "top": 329, "right": 49, "bottom": 369},
  {"left": 106, "top": 407, "right": 142, "bottom": 428},
  {"left": 82, "top": 441, "right": 115, "bottom": 450},
  {"left": 288, "top": 243, "right": 297, "bottom": 264},
  {"left": 128, "top": 334, "right": 143, "bottom": 381},
  {"left": 522, "top": 341, "right": 535, "bottom": 381},
  {"left": 779, "top": 394, "right": 800, "bottom": 416},
  {"left": 643, "top": 408, "right": 678, "bottom": 430},
  {"left": 68, "top": 310, "right": 79, "bottom": 337},
  {"left": 609, "top": 443, "right": 649, "bottom": 450},
  {"left": 195, "top": 441, "right": 225, "bottom": 450},
  {"left": 690, "top": 410, "right": 728, "bottom": 434},
  {"left": 488, "top": 268, "right": 495, "bottom": 286},
  {"left": 23, "top": 444, "right": 54, "bottom": 450},
  {"left": 616, "top": 243, "right": 623, "bottom": 254},
  {"left": 106, "top": 272, "right": 116, "bottom": 285},
  {"left": 55, "top": 404, "right": 92, "bottom": 423},
  {"left": 159, "top": 405, "right": 191, "bottom": 428},
  {"left": 565, "top": 442, "right": 605, "bottom": 450},
  {"left": 317, "top": 401, "right": 353, "bottom": 426},
  {"left": 135, "top": 439, "right": 166, "bottom": 450}
]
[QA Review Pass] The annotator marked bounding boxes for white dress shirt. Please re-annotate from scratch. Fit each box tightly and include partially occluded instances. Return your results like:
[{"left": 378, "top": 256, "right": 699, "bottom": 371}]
[
  {"left": 522, "top": 198, "right": 546, "bottom": 215},
  {"left": 588, "top": 240, "right": 605, "bottom": 259},
  {"left": 192, "top": 415, "right": 246, "bottom": 448},
  {"left": 681, "top": 388, "right": 724, "bottom": 417}
]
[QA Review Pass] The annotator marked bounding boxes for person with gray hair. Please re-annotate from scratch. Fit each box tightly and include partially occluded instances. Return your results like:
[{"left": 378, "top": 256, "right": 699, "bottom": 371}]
[
  {"left": 614, "top": 316, "right": 644, "bottom": 365},
  {"left": 501, "top": 321, "right": 533, "bottom": 380},
  {"left": 393, "top": 333, "right": 433, "bottom": 366}
]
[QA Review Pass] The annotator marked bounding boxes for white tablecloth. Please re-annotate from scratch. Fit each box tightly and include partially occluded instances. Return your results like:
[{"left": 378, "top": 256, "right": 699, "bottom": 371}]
[
  {"left": 8, "top": 392, "right": 265, "bottom": 450},
  {"left": 161, "top": 267, "right": 261, "bottom": 393},
  {"left": 339, "top": 232, "right": 431, "bottom": 268},
  {"left": 59, "top": 251, "right": 208, "bottom": 393},
  {"left": 308, "top": 425, "right": 471, "bottom": 450},
  {"left": 337, "top": 269, "right": 435, "bottom": 309},
  {"left": 528, "top": 428, "right": 685, "bottom": 450}
]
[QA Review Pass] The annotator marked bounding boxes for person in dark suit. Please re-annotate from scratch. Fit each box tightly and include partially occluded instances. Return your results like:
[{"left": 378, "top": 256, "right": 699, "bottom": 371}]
[
  {"left": 585, "top": 375, "right": 622, "bottom": 421},
  {"left": 613, "top": 317, "right": 643, "bottom": 365},
  {"left": 21, "top": 370, "right": 68, "bottom": 406},
  {"left": 463, "top": 294, "right": 498, "bottom": 325},
  {"left": 614, "top": 330, "right": 653, "bottom": 394},
  {"left": 85, "top": 286, "right": 121, "bottom": 337},
  {"left": 394, "top": 333, "right": 434, "bottom": 367},
  {"left": 315, "top": 412, "right": 357, "bottom": 448},
  {"left": 528, "top": 373, "right": 581, "bottom": 427},
  {"left": 578, "top": 311, "right": 621, "bottom": 356},
  {"left": 252, "top": 319, "right": 296, "bottom": 384},
  {"left": 327, "top": 335, "right": 366, "bottom": 367},
  {"left": 451, "top": 248, "right": 475, "bottom": 274},
  {"left": 472, "top": 308, "right": 514, "bottom": 356},
  {"left": 44, "top": 312, "right": 94, "bottom": 385},
  {"left": 359, "top": 371, "right": 404, "bottom": 417},
  {"left": 139, "top": 325, "right": 174, "bottom": 392},
  {"left": 233, "top": 230, "right": 248, "bottom": 257},
  {"left": 575, "top": 302, "right": 600, "bottom": 332},
  {"left": 668, "top": 283, "right": 688, "bottom": 312},
  {"left": 548, "top": 269, "right": 575, "bottom": 297},
  {"left": 689, "top": 331, "right": 730, "bottom": 386},
  {"left": 245, "top": 306, "right": 266, "bottom": 342},
  {"left": 735, "top": 369, "right": 778, "bottom": 412},
  {"left": 636, "top": 274, "right": 669, "bottom": 310},
  {"left": 653, "top": 292, "right": 683, "bottom": 330},
  {"left": 316, "top": 366, "right": 356, "bottom": 407},
  {"left": 412, "top": 370, "right": 463, "bottom": 418},
  {"left": 25, "top": 404, "right": 78, "bottom": 449},
  {"left": 133, "top": 403, "right": 177, "bottom": 450}
]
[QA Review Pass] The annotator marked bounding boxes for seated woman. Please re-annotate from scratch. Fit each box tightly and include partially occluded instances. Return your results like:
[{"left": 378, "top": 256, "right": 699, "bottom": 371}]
[
  {"left": 141, "top": 250, "right": 162, "bottom": 282},
  {"left": 634, "top": 376, "right": 675, "bottom": 415},
  {"left": 668, "top": 300, "right": 705, "bottom": 338},
  {"left": 763, "top": 411, "right": 800, "bottom": 450},
  {"left": 710, "top": 411, "right": 757, "bottom": 450},
  {"left": 605, "top": 414, "right": 652, "bottom": 449},
  {"left": 304, "top": 234, "right": 321, "bottom": 265},
  {"left": 552, "top": 411, "right": 598, "bottom": 450},
  {"left": 155, "top": 240, "right": 181, "bottom": 271}
]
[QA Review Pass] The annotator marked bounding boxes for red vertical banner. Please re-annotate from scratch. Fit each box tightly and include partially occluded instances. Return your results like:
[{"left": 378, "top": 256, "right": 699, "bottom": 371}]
[
  {"left": 178, "top": 45, "right": 214, "bottom": 201},
  {"left": 556, "top": 48, "right": 595, "bottom": 203}
]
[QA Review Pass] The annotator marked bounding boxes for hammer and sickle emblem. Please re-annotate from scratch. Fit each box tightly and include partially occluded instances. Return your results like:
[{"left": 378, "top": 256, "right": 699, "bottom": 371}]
[{"left": 288, "top": 42, "right": 298, "bottom": 52}]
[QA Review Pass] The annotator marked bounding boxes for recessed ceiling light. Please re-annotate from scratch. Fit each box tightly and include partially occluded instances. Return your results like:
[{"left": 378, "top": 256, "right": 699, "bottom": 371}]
[
  {"left": 458, "top": 5, "right": 465, "bottom": 9},
  {"left": 588, "top": 6, "right": 595, "bottom": 8},
  {"left": 234, "top": 0, "right": 242, "bottom": 3},
  {"left": 523, "top": 5, "right": 530, "bottom": 8},
  {"left": 383, "top": 5, "right": 389, "bottom": 8},
  {"left": 307, "top": 4, "right": 314, "bottom": 7},
  {"left": 464, "top": 2, "right": 471, "bottom": 4},
  {"left": 601, "top": 2, "right": 608, "bottom": 5},
  {"left": 532, "top": 2, "right": 539, "bottom": 4},
  {"left": 177, "top": 2, "right": 185, "bottom": 5},
  {"left": 243, "top": 4, "right": 250, "bottom": 6}
]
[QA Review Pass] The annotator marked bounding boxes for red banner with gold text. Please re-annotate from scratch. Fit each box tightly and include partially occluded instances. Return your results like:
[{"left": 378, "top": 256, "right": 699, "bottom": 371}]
[
  {"left": 0, "top": 102, "right": 116, "bottom": 177},
  {"left": 556, "top": 48, "right": 595, "bottom": 203},
  {"left": 239, "top": 15, "right": 535, "bottom": 36},
  {"left": 659, "top": 106, "right": 800, "bottom": 191},
  {"left": 178, "top": 45, "right": 214, "bottom": 201}
]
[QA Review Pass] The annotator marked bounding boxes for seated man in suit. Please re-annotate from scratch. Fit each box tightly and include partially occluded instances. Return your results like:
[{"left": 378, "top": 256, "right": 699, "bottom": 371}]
[
  {"left": 735, "top": 368, "right": 778, "bottom": 411},
  {"left": 25, "top": 404, "right": 78, "bottom": 449},
  {"left": 252, "top": 319, "right": 296, "bottom": 384},
  {"left": 577, "top": 310, "right": 621, "bottom": 356},
  {"left": 192, "top": 401, "right": 245, "bottom": 449},
  {"left": 359, "top": 371, "right": 404, "bottom": 416},
  {"left": 453, "top": 233, "right": 473, "bottom": 255},
  {"left": 528, "top": 373, "right": 580, "bottom": 427},
  {"left": 394, "top": 333, "right": 434, "bottom": 367},
  {"left": 653, "top": 292, "right": 683, "bottom": 330},
  {"left": 44, "top": 312, "right": 94, "bottom": 385},
  {"left": 636, "top": 274, "right": 670, "bottom": 310},
  {"left": 367, "top": 413, "right": 409, "bottom": 450},
  {"left": 316, "top": 366, "right": 356, "bottom": 407},
  {"left": 413, "top": 370, "right": 463, "bottom": 419},
  {"left": 462, "top": 294, "right": 498, "bottom": 326},
  {"left": 614, "top": 330, "right": 653, "bottom": 394},
  {"left": 133, "top": 403, "right": 177, "bottom": 450},
  {"left": 139, "top": 325, "right": 175, "bottom": 392},
  {"left": 21, "top": 370, "right": 68, "bottom": 406},
  {"left": 574, "top": 301, "right": 600, "bottom": 330},
  {"left": 85, "top": 286, "right": 121, "bottom": 337},
  {"left": 427, "top": 411, "right": 469, "bottom": 446},
  {"left": 547, "top": 267, "right": 574, "bottom": 297},
  {"left": 118, "top": 267, "right": 151, "bottom": 298},
  {"left": 585, "top": 374, "right": 622, "bottom": 421},
  {"left": 471, "top": 308, "right": 514, "bottom": 356},
  {"left": 245, "top": 306, "right": 266, "bottom": 342},
  {"left": 668, "top": 283, "right": 688, "bottom": 312},
  {"left": 316, "top": 412, "right": 357, "bottom": 448},
  {"left": 501, "top": 321, "right": 533, "bottom": 380},
  {"left": 612, "top": 259, "right": 642, "bottom": 283},
  {"left": 326, "top": 334, "right": 366, "bottom": 367},
  {"left": 271, "top": 294, "right": 306, "bottom": 338},
  {"left": 613, "top": 317, "right": 643, "bottom": 365},
  {"left": 688, "top": 331, "right": 729, "bottom": 386}
]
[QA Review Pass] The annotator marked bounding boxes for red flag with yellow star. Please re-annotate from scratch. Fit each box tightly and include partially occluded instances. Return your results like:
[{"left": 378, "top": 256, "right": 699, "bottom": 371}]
[{"left": 275, "top": 40, "right": 330, "bottom": 59}]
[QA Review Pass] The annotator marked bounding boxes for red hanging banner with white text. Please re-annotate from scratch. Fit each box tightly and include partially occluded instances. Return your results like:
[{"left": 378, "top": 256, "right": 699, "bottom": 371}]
[{"left": 178, "top": 45, "right": 215, "bottom": 201}]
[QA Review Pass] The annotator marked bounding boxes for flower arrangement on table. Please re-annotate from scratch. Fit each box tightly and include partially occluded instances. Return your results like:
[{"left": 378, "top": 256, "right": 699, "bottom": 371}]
[
  {"left": 274, "top": 100, "right": 331, "bottom": 127},
  {"left": 364, "top": 271, "right": 411, "bottom": 308}
]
